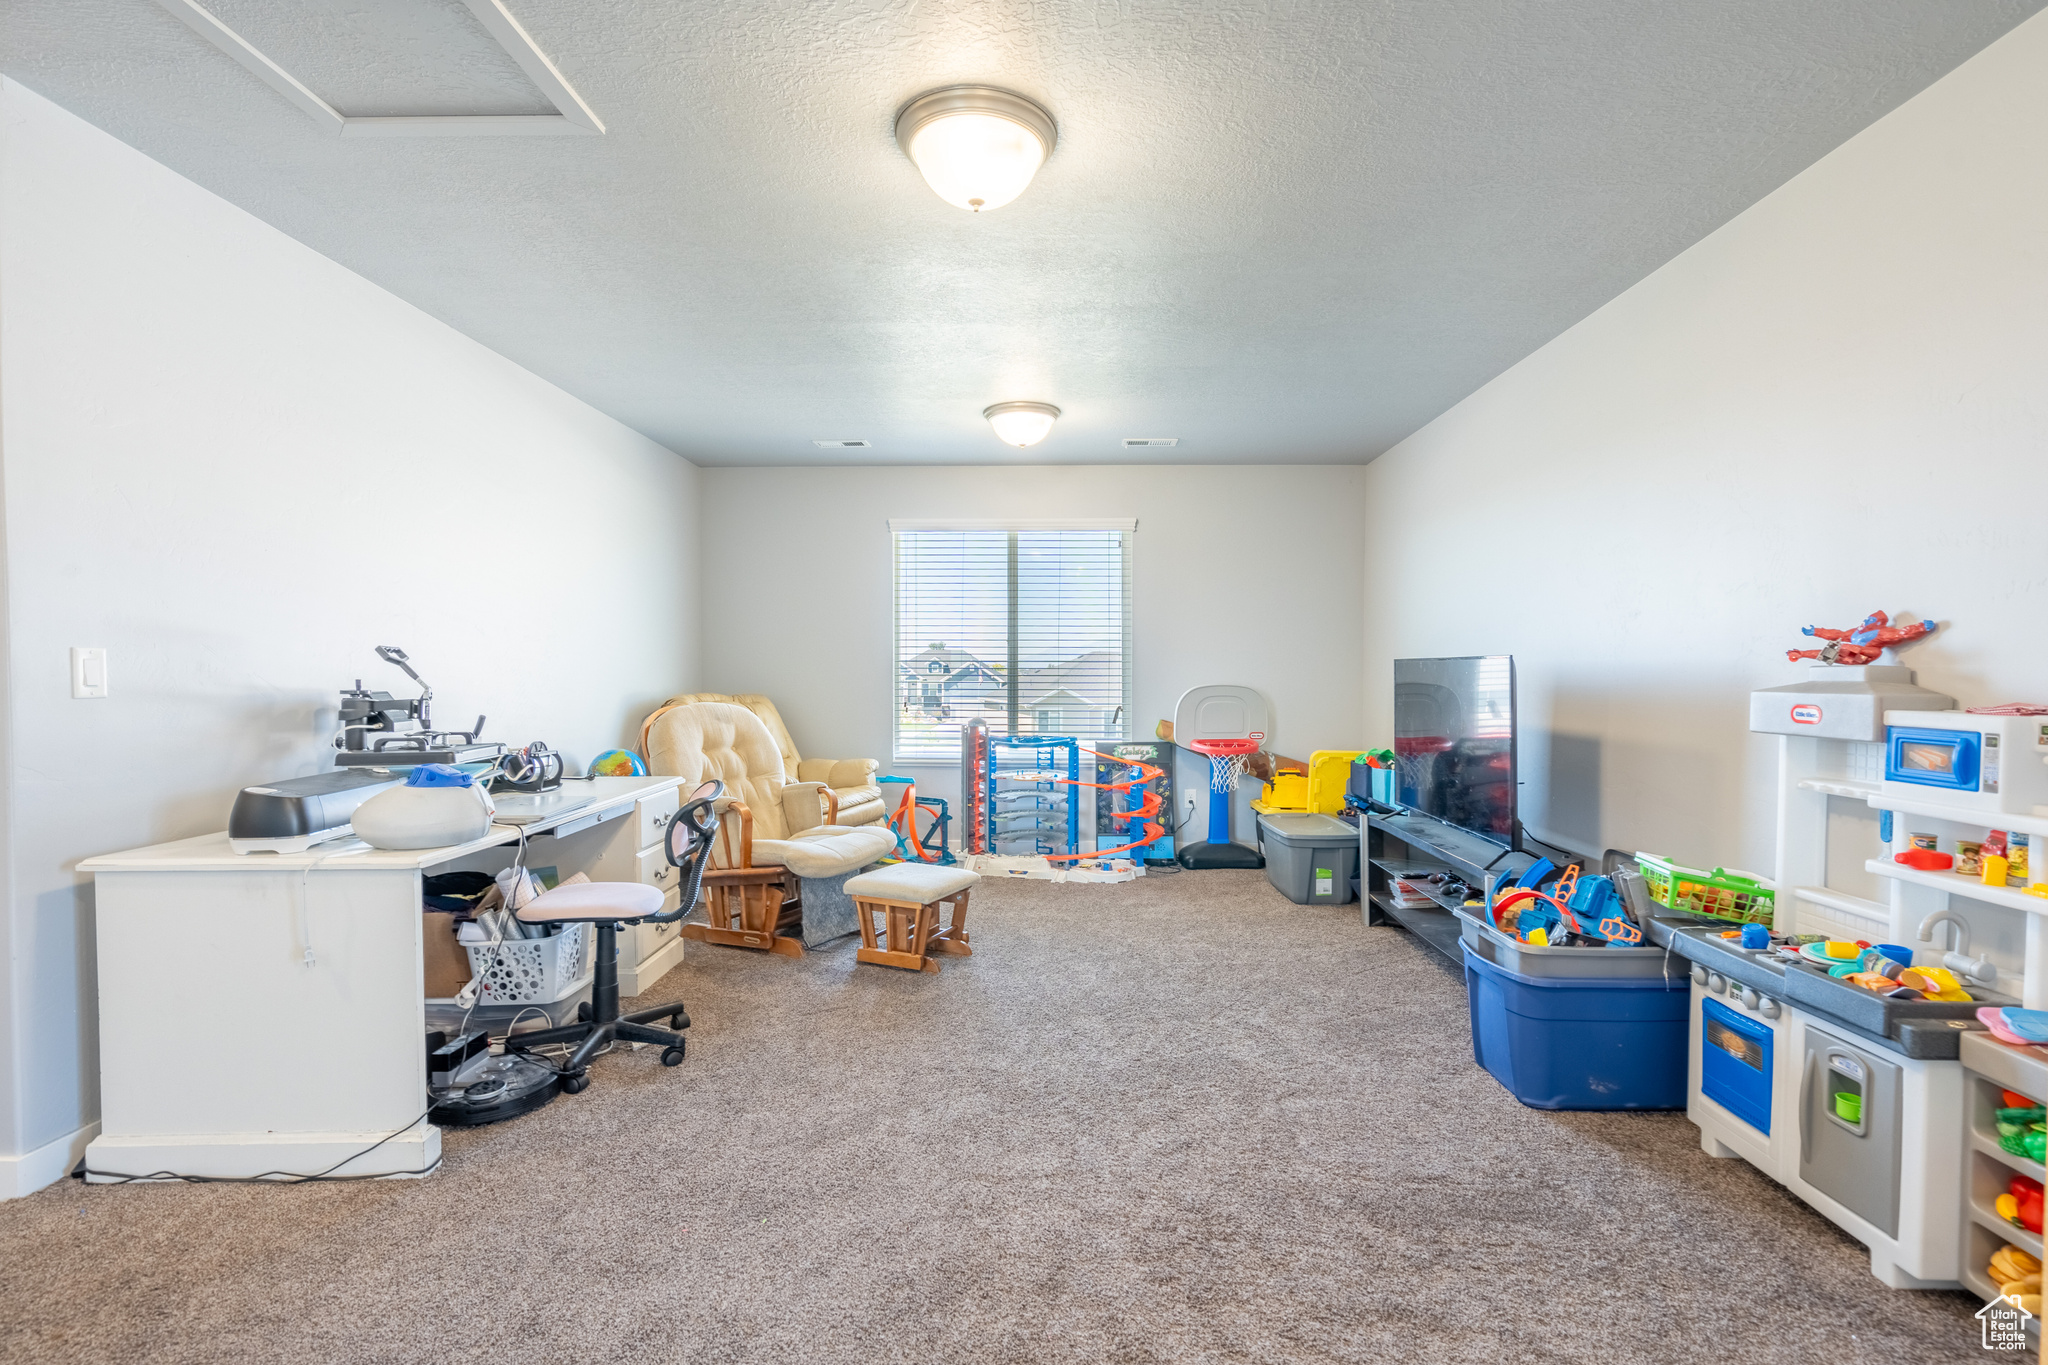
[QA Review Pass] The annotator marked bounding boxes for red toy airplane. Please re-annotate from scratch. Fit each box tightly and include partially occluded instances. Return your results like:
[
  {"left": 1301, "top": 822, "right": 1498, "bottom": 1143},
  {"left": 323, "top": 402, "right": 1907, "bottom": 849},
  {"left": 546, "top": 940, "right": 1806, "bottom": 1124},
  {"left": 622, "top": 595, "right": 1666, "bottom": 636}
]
[{"left": 1787, "top": 610, "right": 1936, "bottom": 665}]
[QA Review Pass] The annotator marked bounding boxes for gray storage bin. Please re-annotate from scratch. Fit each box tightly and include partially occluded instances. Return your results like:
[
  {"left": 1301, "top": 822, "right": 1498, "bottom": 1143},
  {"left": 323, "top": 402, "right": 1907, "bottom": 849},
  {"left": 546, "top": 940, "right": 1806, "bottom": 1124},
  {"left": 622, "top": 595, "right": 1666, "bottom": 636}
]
[
  {"left": 1456, "top": 908, "right": 1687, "bottom": 981},
  {"left": 1257, "top": 813, "right": 1359, "bottom": 905}
]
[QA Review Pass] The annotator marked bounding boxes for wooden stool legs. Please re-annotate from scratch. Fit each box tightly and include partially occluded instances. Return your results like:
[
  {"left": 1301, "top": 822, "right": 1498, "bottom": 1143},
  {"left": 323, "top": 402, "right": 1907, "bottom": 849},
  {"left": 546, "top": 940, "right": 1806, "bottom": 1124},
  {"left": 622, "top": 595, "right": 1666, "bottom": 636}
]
[{"left": 854, "top": 889, "right": 972, "bottom": 974}]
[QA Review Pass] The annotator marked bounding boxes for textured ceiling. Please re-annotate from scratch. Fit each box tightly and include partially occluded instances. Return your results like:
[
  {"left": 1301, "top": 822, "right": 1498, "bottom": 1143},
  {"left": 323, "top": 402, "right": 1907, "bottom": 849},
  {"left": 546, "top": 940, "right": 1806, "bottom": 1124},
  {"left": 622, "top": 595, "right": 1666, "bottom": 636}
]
[{"left": 3, "top": 0, "right": 2041, "bottom": 466}]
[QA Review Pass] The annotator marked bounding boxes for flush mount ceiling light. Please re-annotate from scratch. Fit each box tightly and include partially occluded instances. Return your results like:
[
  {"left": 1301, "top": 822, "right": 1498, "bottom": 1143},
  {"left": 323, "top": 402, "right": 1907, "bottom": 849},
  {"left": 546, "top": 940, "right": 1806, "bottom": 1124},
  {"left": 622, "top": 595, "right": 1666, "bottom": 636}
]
[
  {"left": 895, "top": 86, "right": 1057, "bottom": 212},
  {"left": 984, "top": 401, "right": 1061, "bottom": 448}
]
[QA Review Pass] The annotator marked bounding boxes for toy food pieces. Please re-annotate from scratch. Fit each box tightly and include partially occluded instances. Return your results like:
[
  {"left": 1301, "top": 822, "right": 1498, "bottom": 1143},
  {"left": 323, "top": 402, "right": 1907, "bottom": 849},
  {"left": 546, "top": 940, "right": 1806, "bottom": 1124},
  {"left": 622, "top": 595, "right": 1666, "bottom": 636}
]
[
  {"left": 1799, "top": 940, "right": 1869, "bottom": 967},
  {"left": 1842, "top": 971, "right": 1899, "bottom": 992},
  {"left": 1997, "top": 1175, "right": 2045, "bottom": 1234},
  {"left": 1996, "top": 1105, "right": 2048, "bottom": 1163},
  {"left": 1990, "top": 1244, "right": 2044, "bottom": 1315},
  {"left": 1897, "top": 966, "right": 1970, "bottom": 1001},
  {"left": 1991, "top": 1244, "right": 2041, "bottom": 1283},
  {"left": 1892, "top": 848, "right": 1954, "bottom": 872}
]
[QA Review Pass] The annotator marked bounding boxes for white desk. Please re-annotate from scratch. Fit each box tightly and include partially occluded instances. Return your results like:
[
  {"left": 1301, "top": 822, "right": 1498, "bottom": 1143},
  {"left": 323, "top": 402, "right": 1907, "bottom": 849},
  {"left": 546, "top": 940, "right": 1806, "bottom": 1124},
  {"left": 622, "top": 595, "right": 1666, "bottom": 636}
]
[{"left": 79, "top": 775, "right": 682, "bottom": 1183}]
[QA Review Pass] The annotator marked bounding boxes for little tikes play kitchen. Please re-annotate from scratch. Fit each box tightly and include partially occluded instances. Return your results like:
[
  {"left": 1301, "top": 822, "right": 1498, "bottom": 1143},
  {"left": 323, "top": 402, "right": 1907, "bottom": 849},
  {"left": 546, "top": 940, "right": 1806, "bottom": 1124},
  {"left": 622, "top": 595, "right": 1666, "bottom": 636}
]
[
  {"left": 1403, "top": 614, "right": 2048, "bottom": 1329},
  {"left": 1676, "top": 614, "right": 2048, "bottom": 1311}
]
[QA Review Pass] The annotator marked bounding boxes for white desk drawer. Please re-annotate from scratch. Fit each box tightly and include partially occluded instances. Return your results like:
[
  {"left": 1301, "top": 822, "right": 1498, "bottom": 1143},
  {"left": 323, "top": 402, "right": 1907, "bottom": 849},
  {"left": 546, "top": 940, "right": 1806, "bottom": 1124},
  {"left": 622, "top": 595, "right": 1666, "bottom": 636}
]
[
  {"left": 626, "top": 887, "right": 683, "bottom": 965},
  {"left": 641, "top": 845, "right": 679, "bottom": 895},
  {"left": 636, "top": 787, "right": 679, "bottom": 851}
]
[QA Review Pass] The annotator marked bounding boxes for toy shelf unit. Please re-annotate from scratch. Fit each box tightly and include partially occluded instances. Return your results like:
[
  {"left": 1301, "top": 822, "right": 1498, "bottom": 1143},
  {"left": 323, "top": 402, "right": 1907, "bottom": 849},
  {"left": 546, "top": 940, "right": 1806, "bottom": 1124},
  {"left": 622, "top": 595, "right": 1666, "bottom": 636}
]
[
  {"left": 1957, "top": 1030, "right": 2047, "bottom": 1346},
  {"left": 986, "top": 734, "right": 1081, "bottom": 858},
  {"left": 1364, "top": 807, "right": 1541, "bottom": 965},
  {"left": 1756, "top": 668, "right": 2048, "bottom": 1008}
]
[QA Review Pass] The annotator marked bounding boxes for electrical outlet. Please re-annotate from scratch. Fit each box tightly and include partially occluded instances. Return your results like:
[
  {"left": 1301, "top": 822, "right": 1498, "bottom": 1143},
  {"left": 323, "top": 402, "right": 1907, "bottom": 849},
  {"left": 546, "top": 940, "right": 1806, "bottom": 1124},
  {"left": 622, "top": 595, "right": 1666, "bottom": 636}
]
[{"left": 70, "top": 647, "right": 108, "bottom": 699}]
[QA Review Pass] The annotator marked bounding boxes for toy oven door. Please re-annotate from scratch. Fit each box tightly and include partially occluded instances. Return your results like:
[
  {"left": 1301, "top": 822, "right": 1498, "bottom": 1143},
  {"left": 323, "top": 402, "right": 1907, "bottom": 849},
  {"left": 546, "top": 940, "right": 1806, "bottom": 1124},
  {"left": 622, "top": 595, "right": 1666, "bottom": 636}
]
[
  {"left": 1885, "top": 726, "right": 1983, "bottom": 793},
  {"left": 1701, "top": 997, "right": 1773, "bottom": 1135}
]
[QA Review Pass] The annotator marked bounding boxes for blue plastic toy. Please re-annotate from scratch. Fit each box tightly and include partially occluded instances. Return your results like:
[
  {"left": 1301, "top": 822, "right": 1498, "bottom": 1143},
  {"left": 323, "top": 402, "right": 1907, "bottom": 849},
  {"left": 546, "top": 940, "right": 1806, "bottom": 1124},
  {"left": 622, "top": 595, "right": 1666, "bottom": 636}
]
[
  {"left": 2003, "top": 1009, "right": 2048, "bottom": 1044},
  {"left": 1740, "top": 922, "right": 1771, "bottom": 950}
]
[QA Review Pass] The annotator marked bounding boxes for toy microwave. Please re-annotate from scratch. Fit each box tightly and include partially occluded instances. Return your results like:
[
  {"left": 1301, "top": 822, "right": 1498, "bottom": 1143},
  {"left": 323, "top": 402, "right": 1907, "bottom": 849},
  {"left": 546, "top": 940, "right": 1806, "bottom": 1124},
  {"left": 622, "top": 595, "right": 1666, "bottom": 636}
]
[{"left": 1881, "top": 711, "right": 2048, "bottom": 817}]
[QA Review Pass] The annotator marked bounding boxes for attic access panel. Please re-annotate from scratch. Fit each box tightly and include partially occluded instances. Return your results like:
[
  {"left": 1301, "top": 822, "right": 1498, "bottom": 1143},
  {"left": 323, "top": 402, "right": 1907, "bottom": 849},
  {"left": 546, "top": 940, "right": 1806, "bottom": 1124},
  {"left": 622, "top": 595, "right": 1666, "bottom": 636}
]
[{"left": 155, "top": 0, "right": 603, "bottom": 137}]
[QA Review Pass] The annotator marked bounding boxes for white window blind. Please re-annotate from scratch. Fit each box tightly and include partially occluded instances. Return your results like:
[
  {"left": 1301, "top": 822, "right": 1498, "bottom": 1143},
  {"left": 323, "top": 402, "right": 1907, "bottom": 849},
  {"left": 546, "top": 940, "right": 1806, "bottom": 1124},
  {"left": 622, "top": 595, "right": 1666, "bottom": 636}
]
[{"left": 892, "top": 522, "right": 1133, "bottom": 762}]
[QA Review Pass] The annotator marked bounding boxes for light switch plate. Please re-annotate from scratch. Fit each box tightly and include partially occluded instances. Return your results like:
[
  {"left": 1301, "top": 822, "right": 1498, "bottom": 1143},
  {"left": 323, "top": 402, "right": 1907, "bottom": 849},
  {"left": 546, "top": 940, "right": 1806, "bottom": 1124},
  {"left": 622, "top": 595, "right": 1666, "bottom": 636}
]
[{"left": 70, "top": 647, "right": 108, "bottom": 698}]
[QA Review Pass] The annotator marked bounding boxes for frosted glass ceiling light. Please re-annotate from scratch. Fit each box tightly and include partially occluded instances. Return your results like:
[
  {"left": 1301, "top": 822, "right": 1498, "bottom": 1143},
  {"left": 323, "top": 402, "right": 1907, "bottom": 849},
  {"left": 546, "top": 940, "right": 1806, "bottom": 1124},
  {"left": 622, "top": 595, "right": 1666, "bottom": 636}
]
[
  {"left": 984, "top": 401, "right": 1061, "bottom": 447},
  {"left": 896, "top": 86, "right": 1057, "bottom": 212}
]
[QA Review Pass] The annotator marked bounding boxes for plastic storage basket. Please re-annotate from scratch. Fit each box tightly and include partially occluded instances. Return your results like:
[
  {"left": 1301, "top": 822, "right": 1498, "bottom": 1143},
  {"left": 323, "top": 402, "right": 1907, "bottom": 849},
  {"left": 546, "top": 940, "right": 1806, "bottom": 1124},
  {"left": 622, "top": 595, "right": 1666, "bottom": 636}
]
[
  {"left": 425, "top": 984, "right": 591, "bottom": 1040},
  {"left": 1455, "top": 908, "right": 1686, "bottom": 981},
  {"left": 465, "top": 923, "right": 591, "bottom": 1005},
  {"left": 1634, "top": 853, "right": 1776, "bottom": 925},
  {"left": 1463, "top": 944, "right": 1689, "bottom": 1110}
]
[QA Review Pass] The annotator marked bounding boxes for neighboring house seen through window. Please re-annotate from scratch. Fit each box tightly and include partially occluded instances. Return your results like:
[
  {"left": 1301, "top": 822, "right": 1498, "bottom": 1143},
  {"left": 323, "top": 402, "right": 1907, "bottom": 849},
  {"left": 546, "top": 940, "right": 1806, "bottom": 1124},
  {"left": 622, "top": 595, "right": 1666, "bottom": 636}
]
[{"left": 892, "top": 522, "right": 1133, "bottom": 762}]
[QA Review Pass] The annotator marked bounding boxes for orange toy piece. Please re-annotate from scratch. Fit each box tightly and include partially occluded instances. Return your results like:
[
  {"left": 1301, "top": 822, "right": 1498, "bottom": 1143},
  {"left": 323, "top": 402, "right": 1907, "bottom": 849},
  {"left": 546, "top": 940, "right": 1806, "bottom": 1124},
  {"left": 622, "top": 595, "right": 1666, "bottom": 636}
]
[{"left": 1490, "top": 887, "right": 1582, "bottom": 936}]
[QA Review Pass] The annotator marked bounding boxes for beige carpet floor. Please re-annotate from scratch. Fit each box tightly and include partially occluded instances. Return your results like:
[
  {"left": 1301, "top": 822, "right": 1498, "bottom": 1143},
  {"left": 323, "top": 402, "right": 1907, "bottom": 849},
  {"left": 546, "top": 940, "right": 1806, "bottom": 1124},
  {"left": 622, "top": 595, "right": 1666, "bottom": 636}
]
[{"left": 0, "top": 870, "right": 1995, "bottom": 1363}]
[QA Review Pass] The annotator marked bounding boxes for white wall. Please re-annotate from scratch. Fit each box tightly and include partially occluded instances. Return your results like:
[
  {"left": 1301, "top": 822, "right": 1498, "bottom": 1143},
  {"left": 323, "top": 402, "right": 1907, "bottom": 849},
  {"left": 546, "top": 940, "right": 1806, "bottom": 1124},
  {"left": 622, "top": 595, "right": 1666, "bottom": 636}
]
[
  {"left": 698, "top": 465, "right": 1368, "bottom": 834},
  {"left": 1361, "top": 14, "right": 2048, "bottom": 876},
  {"left": 0, "top": 79, "right": 700, "bottom": 1193}
]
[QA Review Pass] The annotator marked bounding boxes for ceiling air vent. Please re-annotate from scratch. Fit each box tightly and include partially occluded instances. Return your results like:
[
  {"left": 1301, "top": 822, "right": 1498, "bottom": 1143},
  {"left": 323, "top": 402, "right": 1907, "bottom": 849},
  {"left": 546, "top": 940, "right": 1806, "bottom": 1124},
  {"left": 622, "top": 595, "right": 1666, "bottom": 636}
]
[
  {"left": 1122, "top": 438, "right": 1179, "bottom": 448},
  {"left": 813, "top": 439, "right": 872, "bottom": 449}
]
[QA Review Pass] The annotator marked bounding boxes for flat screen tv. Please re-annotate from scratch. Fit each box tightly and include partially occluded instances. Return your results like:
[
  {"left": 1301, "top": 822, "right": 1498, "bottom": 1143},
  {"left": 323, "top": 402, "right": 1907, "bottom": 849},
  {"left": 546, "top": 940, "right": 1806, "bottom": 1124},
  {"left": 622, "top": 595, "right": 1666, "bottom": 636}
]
[{"left": 1393, "top": 655, "right": 1518, "bottom": 849}]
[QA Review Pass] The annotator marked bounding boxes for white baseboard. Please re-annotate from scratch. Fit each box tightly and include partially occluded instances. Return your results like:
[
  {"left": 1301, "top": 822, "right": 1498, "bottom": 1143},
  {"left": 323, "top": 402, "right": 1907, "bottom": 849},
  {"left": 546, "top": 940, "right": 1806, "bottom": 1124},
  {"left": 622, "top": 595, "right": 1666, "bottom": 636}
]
[
  {"left": 620, "top": 934, "right": 687, "bottom": 998},
  {"left": 83, "top": 1123, "right": 440, "bottom": 1183},
  {"left": 0, "top": 1120, "right": 100, "bottom": 1200}
]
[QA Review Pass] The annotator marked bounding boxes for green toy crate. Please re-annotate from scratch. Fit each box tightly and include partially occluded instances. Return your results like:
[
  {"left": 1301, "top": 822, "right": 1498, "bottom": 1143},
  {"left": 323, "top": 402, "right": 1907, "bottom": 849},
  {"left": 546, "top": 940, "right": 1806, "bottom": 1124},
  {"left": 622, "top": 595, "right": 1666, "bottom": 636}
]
[{"left": 1635, "top": 853, "right": 1776, "bottom": 926}]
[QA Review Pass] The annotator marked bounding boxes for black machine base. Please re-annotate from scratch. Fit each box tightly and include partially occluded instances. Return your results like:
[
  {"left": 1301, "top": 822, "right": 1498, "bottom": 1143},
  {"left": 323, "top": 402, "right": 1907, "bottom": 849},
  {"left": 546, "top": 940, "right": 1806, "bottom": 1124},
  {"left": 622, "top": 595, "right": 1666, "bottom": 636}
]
[
  {"left": 429, "top": 1053, "right": 562, "bottom": 1127},
  {"left": 1176, "top": 840, "right": 1266, "bottom": 871}
]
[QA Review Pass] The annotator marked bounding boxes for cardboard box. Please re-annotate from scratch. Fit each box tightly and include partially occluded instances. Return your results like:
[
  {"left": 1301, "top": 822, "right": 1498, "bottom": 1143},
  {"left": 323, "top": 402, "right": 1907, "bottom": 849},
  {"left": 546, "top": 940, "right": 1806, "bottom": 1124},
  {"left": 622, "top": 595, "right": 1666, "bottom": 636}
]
[{"left": 423, "top": 911, "right": 474, "bottom": 999}]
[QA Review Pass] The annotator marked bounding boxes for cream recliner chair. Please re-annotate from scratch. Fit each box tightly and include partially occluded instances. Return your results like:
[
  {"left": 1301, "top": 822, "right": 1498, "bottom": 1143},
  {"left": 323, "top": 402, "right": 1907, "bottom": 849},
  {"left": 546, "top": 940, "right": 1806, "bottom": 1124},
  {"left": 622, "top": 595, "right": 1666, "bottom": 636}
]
[
  {"left": 644, "top": 692, "right": 884, "bottom": 827},
  {"left": 645, "top": 702, "right": 896, "bottom": 957}
]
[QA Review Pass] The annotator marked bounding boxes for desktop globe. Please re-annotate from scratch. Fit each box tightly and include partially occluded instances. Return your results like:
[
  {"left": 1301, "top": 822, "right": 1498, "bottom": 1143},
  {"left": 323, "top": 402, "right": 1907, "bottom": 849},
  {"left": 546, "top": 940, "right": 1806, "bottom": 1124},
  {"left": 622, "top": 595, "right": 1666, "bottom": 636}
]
[{"left": 587, "top": 748, "right": 647, "bottom": 778}]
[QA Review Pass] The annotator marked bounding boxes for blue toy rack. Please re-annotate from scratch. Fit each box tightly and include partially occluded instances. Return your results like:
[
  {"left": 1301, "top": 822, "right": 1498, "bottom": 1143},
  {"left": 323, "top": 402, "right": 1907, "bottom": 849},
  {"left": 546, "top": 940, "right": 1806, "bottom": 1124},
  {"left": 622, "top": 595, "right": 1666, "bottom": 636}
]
[{"left": 986, "top": 734, "right": 1081, "bottom": 857}]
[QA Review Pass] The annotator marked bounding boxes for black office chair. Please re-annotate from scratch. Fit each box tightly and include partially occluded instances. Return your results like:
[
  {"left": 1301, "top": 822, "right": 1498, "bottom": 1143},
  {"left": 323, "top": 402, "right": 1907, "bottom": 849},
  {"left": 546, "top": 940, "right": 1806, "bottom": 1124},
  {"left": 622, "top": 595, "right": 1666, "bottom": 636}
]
[{"left": 508, "top": 779, "right": 722, "bottom": 1092}]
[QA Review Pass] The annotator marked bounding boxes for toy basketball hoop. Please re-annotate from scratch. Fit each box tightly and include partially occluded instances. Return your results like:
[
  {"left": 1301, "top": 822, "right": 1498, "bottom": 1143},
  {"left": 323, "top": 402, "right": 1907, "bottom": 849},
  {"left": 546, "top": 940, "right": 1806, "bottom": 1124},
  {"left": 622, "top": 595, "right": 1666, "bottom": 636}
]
[
  {"left": 1189, "top": 736, "right": 1260, "bottom": 794},
  {"left": 1173, "top": 686, "right": 1269, "bottom": 871}
]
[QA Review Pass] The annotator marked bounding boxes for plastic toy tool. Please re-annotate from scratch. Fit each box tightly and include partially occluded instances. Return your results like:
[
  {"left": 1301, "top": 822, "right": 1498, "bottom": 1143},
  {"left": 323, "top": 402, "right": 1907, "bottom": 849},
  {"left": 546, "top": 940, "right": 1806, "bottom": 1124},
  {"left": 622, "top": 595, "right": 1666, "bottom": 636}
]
[{"left": 1786, "top": 610, "right": 1936, "bottom": 666}]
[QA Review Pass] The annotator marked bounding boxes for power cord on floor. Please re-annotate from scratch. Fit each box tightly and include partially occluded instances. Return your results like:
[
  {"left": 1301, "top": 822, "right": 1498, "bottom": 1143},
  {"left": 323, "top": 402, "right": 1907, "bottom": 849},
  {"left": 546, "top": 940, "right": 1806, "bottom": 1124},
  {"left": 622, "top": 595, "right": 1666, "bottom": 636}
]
[{"left": 80, "top": 1106, "right": 442, "bottom": 1185}]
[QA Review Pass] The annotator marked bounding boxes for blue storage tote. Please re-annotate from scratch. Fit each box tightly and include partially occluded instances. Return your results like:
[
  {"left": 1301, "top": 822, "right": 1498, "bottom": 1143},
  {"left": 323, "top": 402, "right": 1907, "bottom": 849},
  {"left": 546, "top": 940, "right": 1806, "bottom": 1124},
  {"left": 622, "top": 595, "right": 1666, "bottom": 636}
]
[{"left": 1462, "top": 943, "right": 1689, "bottom": 1111}]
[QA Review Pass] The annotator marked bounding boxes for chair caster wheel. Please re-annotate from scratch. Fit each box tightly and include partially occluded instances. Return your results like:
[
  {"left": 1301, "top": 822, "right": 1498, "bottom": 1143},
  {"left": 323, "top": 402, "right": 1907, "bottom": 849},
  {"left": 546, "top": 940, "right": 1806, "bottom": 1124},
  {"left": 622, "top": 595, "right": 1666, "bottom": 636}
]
[
  {"left": 670, "top": 1013, "right": 689, "bottom": 1030},
  {"left": 560, "top": 1072, "right": 590, "bottom": 1094},
  {"left": 661, "top": 1045, "right": 686, "bottom": 1067},
  {"left": 576, "top": 1001, "right": 592, "bottom": 1023}
]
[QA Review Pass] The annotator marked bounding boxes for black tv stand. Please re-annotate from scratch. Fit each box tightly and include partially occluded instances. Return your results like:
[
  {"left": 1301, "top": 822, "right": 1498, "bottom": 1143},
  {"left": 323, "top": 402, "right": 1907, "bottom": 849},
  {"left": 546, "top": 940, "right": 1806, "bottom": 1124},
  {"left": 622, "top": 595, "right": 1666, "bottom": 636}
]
[{"left": 1363, "top": 810, "right": 1542, "bottom": 967}]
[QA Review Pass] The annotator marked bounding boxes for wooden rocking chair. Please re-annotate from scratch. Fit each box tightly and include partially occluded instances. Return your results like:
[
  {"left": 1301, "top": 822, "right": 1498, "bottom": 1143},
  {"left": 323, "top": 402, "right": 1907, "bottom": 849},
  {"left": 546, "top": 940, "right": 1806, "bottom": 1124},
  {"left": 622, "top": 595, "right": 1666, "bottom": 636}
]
[{"left": 645, "top": 701, "right": 897, "bottom": 959}]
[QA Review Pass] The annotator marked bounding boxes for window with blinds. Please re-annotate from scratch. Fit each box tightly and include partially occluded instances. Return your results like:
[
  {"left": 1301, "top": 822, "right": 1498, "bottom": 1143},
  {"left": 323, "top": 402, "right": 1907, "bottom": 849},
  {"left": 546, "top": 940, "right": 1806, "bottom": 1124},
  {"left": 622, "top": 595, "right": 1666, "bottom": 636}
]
[{"left": 892, "top": 522, "right": 1133, "bottom": 762}]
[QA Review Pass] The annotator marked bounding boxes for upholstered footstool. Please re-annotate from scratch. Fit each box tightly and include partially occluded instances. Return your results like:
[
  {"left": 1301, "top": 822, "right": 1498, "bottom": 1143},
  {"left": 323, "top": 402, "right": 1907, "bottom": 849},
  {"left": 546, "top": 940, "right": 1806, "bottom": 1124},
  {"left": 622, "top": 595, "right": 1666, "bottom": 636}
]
[{"left": 843, "top": 863, "right": 980, "bottom": 974}]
